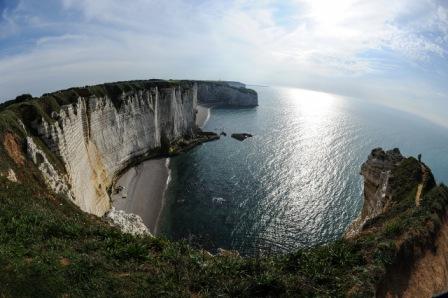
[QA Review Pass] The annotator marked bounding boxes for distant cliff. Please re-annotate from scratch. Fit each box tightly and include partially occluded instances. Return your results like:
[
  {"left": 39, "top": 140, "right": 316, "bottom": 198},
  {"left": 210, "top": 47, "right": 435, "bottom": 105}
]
[{"left": 197, "top": 81, "right": 258, "bottom": 107}]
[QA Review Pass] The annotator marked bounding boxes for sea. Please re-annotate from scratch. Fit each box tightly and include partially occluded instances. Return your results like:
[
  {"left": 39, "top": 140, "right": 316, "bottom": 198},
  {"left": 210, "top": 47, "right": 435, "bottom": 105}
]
[{"left": 159, "top": 86, "right": 448, "bottom": 256}]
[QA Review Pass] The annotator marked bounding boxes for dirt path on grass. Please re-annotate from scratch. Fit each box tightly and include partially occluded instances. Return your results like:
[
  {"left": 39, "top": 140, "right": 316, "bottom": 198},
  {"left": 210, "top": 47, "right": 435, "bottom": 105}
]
[{"left": 416, "top": 164, "right": 430, "bottom": 207}]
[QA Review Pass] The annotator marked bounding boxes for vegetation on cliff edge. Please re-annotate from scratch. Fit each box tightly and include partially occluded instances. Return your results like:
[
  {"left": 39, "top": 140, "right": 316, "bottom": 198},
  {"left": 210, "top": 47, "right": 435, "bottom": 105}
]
[{"left": 0, "top": 80, "right": 257, "bottom": 120}]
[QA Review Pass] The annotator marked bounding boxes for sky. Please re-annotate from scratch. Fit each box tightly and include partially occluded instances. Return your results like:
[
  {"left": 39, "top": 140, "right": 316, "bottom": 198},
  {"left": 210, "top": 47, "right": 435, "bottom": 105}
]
[{"left": 0, "top": 0, "right": 447, "bottom": 127}]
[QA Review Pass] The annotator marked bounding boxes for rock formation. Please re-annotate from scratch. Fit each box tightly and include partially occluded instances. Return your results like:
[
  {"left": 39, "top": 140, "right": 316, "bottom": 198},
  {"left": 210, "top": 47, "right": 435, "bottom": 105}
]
[
  {"left": 106, "top": 207, "right": 151, "bottom": 236},
  {"left": 32, "top": 83, "right": 197, "bottom": 216},
  {"left": 197, "top": 81, "right": 258, "bottom": 107},
  {"left": 345, "top": 148, "right": 404, "bottom": 237},
  {"left": 231, "top": 133, "right": 253, "bottom": 141}
]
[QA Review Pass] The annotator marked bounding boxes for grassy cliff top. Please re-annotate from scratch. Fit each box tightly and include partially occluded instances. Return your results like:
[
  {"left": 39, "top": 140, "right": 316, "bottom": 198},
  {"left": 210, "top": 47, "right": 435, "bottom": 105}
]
[
  {"left": 0, "top": 79, "right": 256, "bottom": 128},
  {"left": 0, "top": 121, "right": 447, "bottom": 298},
  {"left": 0, "top": 79, "right": 196, "bottom": 109},
  {"left": 195, "top": 80, "right": 258, "bottom": 95},
  {"left": 0, "top": 80, "right": 198, "bottom": 124}
]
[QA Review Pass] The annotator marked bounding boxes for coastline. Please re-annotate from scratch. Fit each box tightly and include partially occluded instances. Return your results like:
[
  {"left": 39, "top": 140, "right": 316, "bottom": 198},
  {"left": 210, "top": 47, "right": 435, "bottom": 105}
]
[{"left": 111, "top": 104, "right": 211, "bottom": 234}]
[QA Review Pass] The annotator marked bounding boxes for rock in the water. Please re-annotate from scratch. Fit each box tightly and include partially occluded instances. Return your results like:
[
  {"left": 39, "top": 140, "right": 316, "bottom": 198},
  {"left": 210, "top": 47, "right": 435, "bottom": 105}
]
[
  {"left": 231, "top": 133, "right": 253, "bottom": 141},
  {"left": 212, "top": 197, "right": 226, "bottom": 205}
]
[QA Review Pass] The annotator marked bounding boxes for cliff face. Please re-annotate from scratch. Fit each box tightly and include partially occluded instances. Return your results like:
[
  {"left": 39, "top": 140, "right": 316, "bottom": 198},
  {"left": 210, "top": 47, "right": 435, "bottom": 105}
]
[
  {"left": 343, "top": 148, "right": 448, "bottom": 297},
  {"left": 346, "top": 148, "right": 437, "bottom": 238},
  {"left": 30, "top": 84, "right": 197, "bottom": 216},
  {"left": 0, "top": 79, "right": 258, "bottom": 218},
  {"left": 197, "top": 81, "right": 258, "bottom": 107},
  {"left": 345, "top": 148, "right": 405, "bottom": 237},
  {"left": 400, "top": 215, "right": 448, "bottom": 297}
]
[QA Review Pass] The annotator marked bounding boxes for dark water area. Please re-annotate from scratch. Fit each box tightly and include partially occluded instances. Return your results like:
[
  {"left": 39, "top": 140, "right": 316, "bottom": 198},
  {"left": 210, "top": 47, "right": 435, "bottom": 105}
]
[{"left": 159, "top": 86, "right": 448, "bottom": 255}]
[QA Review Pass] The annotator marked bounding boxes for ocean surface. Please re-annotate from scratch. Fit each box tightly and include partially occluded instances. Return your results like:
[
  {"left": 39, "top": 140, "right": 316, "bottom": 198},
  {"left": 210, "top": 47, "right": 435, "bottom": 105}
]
[{"left": 159, "top": 86, "right": 448, "bottom": 256}]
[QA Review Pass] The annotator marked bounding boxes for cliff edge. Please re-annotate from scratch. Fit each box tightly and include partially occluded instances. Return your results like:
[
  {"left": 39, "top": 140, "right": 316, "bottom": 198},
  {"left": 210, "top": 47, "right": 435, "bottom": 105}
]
[
  {"left": 345, "top": 148, "right": 447, "bottom": 296},
  {"left": 346, "top": 148, "right": 436, "bottom": 237}
]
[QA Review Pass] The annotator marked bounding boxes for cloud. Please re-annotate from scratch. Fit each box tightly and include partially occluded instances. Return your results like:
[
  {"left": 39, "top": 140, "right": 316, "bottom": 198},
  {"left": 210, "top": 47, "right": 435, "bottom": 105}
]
[
  {"left": 0, "top": 7, "right": 19, "bottom": 38},
  {"left": 0, "top": 0, "right": 447, "bottom": 127}
]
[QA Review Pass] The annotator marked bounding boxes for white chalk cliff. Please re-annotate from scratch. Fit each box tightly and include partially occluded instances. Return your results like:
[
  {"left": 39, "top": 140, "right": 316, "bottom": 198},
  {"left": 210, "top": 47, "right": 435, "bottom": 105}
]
[
  {"left": 33, "top": 84, "right": 197, "bottom": 216},
  {"left": 24, "top": 80, "right": 257, "bottom": 218}
]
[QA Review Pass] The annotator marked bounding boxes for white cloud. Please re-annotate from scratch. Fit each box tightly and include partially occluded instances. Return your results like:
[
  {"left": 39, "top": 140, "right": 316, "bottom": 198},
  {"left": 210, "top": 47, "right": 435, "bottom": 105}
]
[
  {"left": 0, "top": 8, "right": 19, "bottom": 38},
  {"left": 0, "top": 0, "right": 447, "bottom": 127}
]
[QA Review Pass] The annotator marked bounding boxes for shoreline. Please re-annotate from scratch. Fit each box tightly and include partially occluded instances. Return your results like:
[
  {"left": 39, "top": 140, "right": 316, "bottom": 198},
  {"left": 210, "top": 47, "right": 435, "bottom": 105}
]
[
  {"left": 111, "top": 104, "right": 211, "bottom": 234},
  {"left": 111, "top": 158, "right": 170, "bottom": 234}
]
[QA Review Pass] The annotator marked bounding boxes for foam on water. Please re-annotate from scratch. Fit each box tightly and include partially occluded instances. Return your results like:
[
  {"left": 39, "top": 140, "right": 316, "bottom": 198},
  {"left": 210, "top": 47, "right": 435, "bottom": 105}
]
[{"left": 159, "top": 86, "right": 448, "bottom": 255}]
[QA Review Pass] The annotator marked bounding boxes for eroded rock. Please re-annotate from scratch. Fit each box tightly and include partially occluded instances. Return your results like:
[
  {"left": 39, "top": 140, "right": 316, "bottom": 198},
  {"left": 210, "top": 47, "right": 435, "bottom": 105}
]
[
  {"left": 33, "top": 85, "right": 197, "bottom": 216},
  {"left": 345, "top": 148, "right": 404, "bottom": 238},
  {"left": 26, "top": 136, "right": 75, "bottom": 201},
  {"left": 197, "top": 82, "right": 258, "bottom": 107}
]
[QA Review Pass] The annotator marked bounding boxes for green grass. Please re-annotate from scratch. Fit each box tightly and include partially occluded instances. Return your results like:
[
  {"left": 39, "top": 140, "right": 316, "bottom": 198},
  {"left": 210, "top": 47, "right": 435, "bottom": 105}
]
[
  {"left": 237, "top": 87, "right": 257, "bottom": 95},
  {"left": 196, "top": 80, "right": 257, "bottom": 96},
  {"left": 0, "top": 80, "right": 196, "bottom": 118}
]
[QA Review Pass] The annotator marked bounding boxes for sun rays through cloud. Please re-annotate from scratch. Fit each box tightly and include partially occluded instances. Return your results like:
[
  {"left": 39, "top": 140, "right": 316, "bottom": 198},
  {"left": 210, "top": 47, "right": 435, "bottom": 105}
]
[{"left": 0, "top": 0, "right": 447, "bottom": 126}]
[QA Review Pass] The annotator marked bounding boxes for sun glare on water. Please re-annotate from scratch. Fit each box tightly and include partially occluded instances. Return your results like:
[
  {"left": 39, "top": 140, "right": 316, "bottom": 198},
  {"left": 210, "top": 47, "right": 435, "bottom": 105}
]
[{"left": 282, "top": 87, "right": 339, "bottom": 121}]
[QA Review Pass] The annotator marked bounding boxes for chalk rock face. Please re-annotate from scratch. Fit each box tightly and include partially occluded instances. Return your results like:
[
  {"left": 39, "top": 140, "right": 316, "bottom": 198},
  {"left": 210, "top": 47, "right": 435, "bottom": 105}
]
[
  {"left": 197, "top": 82, "right": 258, "bottom": 107},
  {"left": 26, "top": 136, "right": 75, "bottom": 199},
  {"left": 345, "top": 148, "right": 404, "bottom": 237},
  {"left": 33, "top": 85, "right": 197, "bottom": 216}
]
